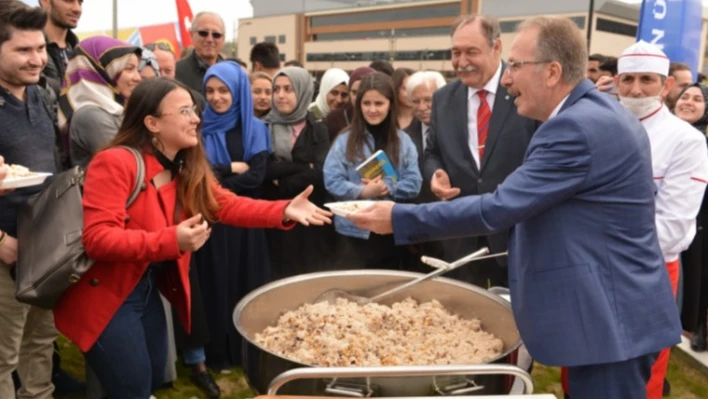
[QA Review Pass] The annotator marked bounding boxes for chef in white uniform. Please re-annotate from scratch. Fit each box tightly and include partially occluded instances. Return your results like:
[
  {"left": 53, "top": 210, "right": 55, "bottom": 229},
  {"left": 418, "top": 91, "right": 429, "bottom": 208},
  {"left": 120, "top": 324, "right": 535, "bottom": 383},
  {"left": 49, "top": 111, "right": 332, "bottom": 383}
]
[{"left": 563, "top": 40, "right": 708, "bottom": 399}]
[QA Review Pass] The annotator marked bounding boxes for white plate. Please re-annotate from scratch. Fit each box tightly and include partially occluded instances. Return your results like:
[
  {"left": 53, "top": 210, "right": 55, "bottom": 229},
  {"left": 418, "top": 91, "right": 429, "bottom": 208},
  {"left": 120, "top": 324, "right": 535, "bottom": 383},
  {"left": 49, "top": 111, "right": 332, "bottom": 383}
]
[
  {"left": 324, "top": 200, "right": 375, "bottom": 217},
  {"left": 0, "top": 173, "right": 52, "bottom": 190}
]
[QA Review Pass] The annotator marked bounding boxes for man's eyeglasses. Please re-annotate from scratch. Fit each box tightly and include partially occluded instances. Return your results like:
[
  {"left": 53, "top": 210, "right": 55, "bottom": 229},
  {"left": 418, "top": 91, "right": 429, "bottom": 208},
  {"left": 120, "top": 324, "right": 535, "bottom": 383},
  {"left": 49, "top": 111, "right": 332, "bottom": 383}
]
[
  {"left": 506, "top": 60, "right": 551, "bottom": 72},
  {"left": 196, "top": 30, "right": 224, "bottom": 40}
]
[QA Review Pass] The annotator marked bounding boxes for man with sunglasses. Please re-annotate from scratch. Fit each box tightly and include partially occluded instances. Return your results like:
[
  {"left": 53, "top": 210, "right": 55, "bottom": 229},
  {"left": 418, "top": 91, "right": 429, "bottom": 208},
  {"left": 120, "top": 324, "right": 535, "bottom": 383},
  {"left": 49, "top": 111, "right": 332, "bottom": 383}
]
[{"left": 175, "top": 11, "right": 225, "bottom": 94}]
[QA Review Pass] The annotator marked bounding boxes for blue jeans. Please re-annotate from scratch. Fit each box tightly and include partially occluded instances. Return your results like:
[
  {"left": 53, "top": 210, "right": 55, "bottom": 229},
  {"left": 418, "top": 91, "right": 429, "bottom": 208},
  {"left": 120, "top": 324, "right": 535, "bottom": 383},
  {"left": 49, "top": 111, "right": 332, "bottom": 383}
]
[
  {"left": 84, "top": 267, "right": 167, "bottom": 399},
  {"left": 183, "top": 347, "right": 206, "bottom": 366}
]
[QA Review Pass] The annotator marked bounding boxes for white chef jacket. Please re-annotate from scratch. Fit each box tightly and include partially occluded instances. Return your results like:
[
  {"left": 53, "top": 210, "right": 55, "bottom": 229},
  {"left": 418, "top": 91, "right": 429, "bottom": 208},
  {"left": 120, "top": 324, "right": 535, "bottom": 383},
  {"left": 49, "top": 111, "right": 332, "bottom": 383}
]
[{"left": 642, "top": 105, "right": 708, "bottom": 262}]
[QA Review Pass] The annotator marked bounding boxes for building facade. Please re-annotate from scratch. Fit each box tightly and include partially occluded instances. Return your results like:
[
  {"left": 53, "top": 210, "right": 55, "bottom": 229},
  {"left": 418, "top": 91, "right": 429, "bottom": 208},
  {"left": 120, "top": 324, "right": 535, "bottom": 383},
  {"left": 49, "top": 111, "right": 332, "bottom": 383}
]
[{"left": 238, "top": 0, "right": 708, "bottom": 75}]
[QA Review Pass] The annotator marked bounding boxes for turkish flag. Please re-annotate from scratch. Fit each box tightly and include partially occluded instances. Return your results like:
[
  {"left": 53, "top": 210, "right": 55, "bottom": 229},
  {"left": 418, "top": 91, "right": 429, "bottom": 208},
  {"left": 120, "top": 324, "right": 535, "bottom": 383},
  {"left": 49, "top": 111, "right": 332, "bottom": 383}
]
[{"left": 175, "top": 0, "right": 194, "bottom": 48}]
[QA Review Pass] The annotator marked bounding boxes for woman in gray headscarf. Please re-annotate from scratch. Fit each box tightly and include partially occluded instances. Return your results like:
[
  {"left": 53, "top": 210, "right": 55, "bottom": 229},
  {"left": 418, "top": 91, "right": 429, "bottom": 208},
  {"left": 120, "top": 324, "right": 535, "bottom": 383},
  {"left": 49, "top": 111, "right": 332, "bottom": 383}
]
[{"left": 263, "top": 67, "right": 332, "bottom": 280}]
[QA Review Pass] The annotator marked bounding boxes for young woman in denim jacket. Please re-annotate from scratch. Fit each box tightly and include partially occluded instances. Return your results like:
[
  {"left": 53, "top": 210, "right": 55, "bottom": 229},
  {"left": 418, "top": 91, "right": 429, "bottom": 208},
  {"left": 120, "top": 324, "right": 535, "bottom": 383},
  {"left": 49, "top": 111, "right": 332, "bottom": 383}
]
[{"left": 324, "top": 72, "right": 422, "bottom": 269}]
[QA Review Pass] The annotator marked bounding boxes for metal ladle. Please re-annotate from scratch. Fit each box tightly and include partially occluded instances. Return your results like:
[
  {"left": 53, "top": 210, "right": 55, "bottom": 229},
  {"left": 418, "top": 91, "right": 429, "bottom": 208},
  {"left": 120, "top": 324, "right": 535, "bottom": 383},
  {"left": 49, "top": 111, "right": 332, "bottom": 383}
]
[{"left": 315, "top": 247, "right": 507, "bottom": 305}]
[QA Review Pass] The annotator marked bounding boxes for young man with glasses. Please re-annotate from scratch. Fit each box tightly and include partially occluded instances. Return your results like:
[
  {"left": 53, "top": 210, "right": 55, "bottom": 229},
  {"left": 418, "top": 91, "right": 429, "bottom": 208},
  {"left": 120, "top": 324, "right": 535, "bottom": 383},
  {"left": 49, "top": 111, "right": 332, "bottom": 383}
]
[{"left": 175, "top": 12, "right": 225, "bottom": 94}]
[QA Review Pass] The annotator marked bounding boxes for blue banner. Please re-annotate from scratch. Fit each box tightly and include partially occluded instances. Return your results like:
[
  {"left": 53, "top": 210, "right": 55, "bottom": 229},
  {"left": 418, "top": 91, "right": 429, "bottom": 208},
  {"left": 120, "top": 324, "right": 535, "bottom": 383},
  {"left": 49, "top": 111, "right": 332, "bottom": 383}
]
[{"left": 637, "top": 0, "right": 704, "bottom": 77}]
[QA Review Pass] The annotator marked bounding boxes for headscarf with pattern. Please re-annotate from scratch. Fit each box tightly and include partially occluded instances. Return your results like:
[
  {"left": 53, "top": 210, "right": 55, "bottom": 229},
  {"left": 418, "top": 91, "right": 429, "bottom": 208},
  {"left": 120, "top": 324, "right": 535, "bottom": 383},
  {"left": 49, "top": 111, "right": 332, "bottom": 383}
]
[{"left": 58, "top": 36, "right": 141, "bottom": 131}]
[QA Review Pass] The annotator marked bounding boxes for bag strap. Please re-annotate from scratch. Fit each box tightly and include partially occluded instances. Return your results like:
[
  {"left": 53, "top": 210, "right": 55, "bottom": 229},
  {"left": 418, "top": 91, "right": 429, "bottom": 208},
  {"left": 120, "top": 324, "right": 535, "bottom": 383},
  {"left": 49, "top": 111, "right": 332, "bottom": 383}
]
[{"left": 118, "top": 146, "right": 146, "bottom": 207}]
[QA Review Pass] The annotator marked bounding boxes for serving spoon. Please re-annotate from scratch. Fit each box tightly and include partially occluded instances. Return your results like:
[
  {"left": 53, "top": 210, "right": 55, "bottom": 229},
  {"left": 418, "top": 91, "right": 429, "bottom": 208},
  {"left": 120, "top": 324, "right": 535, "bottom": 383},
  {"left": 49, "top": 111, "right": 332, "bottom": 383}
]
[{"left": 314, "top": 247, "right": 507, "bottom": 305}]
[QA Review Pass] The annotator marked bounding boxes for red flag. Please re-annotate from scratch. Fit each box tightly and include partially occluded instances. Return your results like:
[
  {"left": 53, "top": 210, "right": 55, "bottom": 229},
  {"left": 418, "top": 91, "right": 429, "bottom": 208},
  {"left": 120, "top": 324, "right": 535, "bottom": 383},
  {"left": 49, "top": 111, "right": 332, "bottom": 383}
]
[{"left": 175, "top": 0, "right": 194, "bottom": 48}]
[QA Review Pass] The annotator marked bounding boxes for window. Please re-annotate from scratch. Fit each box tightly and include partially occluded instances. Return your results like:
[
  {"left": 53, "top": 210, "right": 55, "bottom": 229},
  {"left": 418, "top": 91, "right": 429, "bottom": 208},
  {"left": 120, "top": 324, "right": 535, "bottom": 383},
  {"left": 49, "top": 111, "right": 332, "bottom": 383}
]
[
  {"left": 264, "top": 35, "right": 276, "bottom": 43},
  {"left": 305, "top": 49, "right": 451, "bottom": 62},
  {"left": 595, "top": 18, "right": 637, "bottom": 37},
  {"left": 570, "top": 16, "right": 586, "bottom": 30},
  {"left": 314, "top": 26, "right": 451, "bottom": 42},
  {"left": 249, "top": 36, "right": 257, "bottom": 45},
  {"left": 500, "top": 17, "right": 585, "bottom": 33},
  {"left": 310, "top": 4, "right": 460, "bottom": 27},
  {"left": 278, "top": 35, "right": 286, "bottom": 44},
  {"left": 499, "top": 20, "right": 522, "bottom": 33}
]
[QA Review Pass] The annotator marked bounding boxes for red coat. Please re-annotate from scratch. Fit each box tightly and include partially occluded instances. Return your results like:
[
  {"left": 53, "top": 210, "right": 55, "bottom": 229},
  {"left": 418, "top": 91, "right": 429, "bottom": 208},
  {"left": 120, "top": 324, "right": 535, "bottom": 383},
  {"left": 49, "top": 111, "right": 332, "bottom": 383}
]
[{"left": 53, "top": 148, "right": 293, "bottom": 352}]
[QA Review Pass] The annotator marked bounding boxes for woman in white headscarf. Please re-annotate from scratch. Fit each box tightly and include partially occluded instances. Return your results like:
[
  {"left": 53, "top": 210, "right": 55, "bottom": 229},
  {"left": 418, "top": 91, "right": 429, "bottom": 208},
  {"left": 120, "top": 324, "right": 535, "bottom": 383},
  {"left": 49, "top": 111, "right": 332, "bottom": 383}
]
[{"left": 308, "top": 68, "right": 349, "bottom": 120}]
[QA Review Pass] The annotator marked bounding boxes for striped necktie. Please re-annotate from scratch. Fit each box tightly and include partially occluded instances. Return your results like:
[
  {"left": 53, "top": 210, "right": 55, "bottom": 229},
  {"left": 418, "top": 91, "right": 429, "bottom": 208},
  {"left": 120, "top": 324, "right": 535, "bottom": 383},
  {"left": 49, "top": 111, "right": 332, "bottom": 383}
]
[{"left": 477, "top": 89, "right": 491, "bottom": 160}]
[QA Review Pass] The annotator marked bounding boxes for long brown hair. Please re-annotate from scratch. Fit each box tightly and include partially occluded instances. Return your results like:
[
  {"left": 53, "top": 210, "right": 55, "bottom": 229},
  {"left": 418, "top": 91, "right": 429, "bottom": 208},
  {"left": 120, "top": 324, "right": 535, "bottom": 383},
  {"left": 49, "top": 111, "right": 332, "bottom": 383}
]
[
  {"left": 109, "top": 78, "right": 220, "bottom": 223},
  {"left": 346, "top": 72, "right": 400, "bottom": 166}
]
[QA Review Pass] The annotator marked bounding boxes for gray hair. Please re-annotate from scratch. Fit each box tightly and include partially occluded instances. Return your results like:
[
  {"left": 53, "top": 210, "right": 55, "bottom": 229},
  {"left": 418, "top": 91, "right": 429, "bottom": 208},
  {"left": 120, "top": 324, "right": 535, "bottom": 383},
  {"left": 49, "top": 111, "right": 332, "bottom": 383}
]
[
  {"left": 406, "top": 71, "right": 447, "bottom": 98},
  {"left": 517, "top": 16, "right": 587, "bottom": 85},
  {"left": 451, "top": 15, "right": 501, "bottom": 48},
  {"left": 191, "top": 11, "right": 225, "bottom": 33}
]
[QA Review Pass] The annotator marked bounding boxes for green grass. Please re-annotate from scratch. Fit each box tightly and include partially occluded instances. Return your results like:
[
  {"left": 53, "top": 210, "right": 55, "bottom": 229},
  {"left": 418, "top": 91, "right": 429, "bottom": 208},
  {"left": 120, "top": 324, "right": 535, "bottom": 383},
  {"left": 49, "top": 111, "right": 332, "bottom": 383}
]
[
  {"left": 57, "top": 336, "right": 708, "bottom": 398},
  {"left": 531, "top": 348, "right": 708, "bottom": 399}
]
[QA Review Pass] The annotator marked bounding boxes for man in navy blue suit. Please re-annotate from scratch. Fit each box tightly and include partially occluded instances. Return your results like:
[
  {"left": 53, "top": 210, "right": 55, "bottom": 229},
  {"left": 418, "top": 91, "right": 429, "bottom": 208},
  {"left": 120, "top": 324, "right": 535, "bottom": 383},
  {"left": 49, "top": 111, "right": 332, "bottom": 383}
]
[{"left": 350, "top": 16, "right": 681, "bottom": 398}]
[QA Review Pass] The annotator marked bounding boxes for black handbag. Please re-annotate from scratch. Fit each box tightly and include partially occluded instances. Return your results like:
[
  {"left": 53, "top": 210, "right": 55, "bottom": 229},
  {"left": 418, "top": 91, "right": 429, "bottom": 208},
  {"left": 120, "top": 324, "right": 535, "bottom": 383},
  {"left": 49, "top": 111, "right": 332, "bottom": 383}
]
[{"left": 15, "top": 147, "right": 145, "bottom": 309}]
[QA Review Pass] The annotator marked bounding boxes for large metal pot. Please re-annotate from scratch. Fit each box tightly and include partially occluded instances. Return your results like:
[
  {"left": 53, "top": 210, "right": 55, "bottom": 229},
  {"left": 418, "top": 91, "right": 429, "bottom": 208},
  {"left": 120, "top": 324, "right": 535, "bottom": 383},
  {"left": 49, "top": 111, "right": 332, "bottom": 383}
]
[{"left": 234, "top": 270, "right": 523, "bottom": 396}]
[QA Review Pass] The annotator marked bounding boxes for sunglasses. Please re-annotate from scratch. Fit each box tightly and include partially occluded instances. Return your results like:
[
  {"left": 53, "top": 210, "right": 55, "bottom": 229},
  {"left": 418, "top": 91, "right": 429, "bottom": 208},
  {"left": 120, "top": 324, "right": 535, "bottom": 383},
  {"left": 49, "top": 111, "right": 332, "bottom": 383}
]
[{"left": 196, "top": 30, "right": 223, "bottom": 40}]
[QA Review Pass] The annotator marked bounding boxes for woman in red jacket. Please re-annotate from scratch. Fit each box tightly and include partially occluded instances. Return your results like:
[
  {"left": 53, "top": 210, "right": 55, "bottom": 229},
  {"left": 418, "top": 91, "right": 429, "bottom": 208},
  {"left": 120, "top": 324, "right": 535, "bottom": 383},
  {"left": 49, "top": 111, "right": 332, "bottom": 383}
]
[{"left": 52, "top": 77, "right": 331, "bottom": 398}]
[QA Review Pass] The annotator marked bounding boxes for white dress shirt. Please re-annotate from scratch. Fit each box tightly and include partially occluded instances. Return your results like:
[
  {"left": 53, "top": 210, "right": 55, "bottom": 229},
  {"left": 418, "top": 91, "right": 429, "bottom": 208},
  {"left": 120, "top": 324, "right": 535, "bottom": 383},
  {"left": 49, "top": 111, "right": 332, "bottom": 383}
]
[
  {"left": 467, "top": 62, "right": 503, "bottom": 168},
  {"left": 548, "top": 95, "right": 570, "bottom": 120}
]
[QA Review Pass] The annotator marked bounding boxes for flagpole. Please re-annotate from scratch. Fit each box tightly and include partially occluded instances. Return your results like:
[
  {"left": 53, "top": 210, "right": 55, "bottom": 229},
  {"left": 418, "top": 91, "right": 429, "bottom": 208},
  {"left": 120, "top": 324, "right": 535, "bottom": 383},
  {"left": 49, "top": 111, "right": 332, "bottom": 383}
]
[
  {"left": 112, "top": 0, "right": 118, "bottom": 39},
  {"left": 587, "top": 0, "right": 595, "bottom": 51}
]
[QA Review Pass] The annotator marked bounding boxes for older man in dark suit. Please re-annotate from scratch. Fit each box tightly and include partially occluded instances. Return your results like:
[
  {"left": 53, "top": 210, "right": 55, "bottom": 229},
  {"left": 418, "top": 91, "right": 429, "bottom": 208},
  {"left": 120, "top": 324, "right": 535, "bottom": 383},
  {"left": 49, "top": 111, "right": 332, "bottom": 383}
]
[{"left": 424, "top": 15, "right": 538, "bottom": 287}]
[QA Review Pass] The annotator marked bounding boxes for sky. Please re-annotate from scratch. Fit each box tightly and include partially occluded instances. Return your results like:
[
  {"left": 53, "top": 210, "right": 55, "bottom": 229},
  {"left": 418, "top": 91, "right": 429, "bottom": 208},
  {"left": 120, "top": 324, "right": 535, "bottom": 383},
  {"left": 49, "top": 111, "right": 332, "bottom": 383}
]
[{"left": 20, "top": 0, "right": 254, "bottom": 41}]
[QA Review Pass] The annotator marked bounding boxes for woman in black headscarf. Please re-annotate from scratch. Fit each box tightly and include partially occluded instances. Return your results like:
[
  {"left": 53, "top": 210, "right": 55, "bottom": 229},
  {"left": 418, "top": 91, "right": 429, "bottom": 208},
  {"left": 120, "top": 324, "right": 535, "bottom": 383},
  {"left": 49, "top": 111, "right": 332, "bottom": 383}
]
[{"left": 676, "top": 83, "right": 708, "bottom": 351}]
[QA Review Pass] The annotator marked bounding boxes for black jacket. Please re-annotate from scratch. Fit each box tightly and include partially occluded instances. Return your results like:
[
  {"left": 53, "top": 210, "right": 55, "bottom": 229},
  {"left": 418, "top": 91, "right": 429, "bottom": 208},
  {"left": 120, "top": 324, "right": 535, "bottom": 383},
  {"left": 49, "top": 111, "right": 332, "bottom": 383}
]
[
  {"left": 175, "top": 52, "right": 223, "bottom": 94},
  {"left": 43, "top": 30, "right": 79, "bottom": 97},
  {"left": 263, "top": 113, "right": 330, "bottom": 205}
]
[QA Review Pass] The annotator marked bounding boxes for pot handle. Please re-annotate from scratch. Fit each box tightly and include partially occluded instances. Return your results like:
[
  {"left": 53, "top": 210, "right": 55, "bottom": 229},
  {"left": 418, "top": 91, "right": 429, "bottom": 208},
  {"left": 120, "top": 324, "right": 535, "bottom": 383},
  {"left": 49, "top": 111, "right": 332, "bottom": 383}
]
[
  {"left": 266, "top": 364, "right": 534, "bottom": 395},
  {"left": 488, "top": 286, "right": 510, "bottom": 298}
]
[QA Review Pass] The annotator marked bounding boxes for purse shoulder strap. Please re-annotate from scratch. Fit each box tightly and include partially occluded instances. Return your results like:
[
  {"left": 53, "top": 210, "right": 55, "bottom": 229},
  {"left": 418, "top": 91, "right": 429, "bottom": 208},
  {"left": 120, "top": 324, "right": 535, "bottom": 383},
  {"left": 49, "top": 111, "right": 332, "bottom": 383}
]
[{"left": 117, "top": 146, "right": 146, "bottom": 207}]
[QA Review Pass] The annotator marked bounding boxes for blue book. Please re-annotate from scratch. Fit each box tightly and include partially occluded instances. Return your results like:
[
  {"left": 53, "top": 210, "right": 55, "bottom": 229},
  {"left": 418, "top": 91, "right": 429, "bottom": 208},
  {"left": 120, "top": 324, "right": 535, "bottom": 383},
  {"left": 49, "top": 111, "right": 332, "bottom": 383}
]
[{"left": 356, "top": 150, "right": 399, "bottom": 182}]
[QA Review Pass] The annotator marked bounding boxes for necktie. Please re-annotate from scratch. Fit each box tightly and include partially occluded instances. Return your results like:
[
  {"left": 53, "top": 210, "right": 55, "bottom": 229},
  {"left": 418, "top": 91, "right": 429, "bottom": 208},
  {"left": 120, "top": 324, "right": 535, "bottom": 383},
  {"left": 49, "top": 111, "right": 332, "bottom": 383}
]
[{"left": 477, "top": 90, "right": 491, "bottom": 160}]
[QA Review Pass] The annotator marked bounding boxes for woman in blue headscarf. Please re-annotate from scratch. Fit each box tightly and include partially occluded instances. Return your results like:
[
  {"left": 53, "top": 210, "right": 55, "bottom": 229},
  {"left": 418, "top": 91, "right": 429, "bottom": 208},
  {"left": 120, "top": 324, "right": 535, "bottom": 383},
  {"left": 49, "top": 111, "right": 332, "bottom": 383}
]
[{"left": 192, "top": 61, "right": 272, "bottom": 374}]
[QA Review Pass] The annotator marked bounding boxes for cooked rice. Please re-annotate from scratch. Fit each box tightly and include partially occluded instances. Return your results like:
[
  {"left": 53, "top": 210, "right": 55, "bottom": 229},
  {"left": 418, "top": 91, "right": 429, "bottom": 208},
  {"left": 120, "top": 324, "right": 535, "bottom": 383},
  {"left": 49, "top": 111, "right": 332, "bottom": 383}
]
[
  {"left": 7, "top": 164, "right": 34, "bottom": 178},
  {"left": 255, "top": 297, "right": 504, "bottom": 367}
]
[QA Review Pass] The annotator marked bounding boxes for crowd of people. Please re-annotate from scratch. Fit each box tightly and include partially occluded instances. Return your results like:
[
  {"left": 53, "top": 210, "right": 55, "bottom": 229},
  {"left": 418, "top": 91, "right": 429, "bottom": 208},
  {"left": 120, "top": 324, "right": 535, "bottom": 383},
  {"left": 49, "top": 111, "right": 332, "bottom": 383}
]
[{"left": 1, "top": 0, "right": 708, "bottom": 398}]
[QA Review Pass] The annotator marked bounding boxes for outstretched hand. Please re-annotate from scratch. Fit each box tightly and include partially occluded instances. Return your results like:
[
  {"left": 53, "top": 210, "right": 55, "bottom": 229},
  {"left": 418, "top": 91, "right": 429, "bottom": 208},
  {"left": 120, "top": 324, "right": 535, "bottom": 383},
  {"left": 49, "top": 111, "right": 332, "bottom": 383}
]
[
  {"left": 347, "top": 201, "right": 395, "bottom": 235},
  {"left": 284, "top": 185, "right": 333, "bottom": 226}
]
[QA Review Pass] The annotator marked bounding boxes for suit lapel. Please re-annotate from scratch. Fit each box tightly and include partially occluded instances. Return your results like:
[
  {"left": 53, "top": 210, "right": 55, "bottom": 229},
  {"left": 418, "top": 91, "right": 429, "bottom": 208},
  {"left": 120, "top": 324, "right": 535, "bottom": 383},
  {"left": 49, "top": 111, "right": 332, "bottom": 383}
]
[
  {"left": 407, "top": 119, "right": 424, "bottom": 168},
  {"left": 451, "top": 82, "right": 478, "bottom": 175},
  {"left": 481, "top": 67, "right": 513, "bottom": 172}
]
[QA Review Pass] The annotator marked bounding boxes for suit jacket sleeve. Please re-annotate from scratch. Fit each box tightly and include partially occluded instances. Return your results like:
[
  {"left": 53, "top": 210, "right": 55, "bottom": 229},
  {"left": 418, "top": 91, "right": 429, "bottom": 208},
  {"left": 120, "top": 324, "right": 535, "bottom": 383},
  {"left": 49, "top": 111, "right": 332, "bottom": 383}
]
[
  {"left": 393, "top": 117, "right": 591, "bottom": 245},
  {"left": 423, "top": 93, "right": 446, "bottom": 182},
  {"left": 213, "top": 183, "right": 294, "bottom": 229},
  {"left": 82, "top": 149, "right": 183, "bottom": 263}
]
